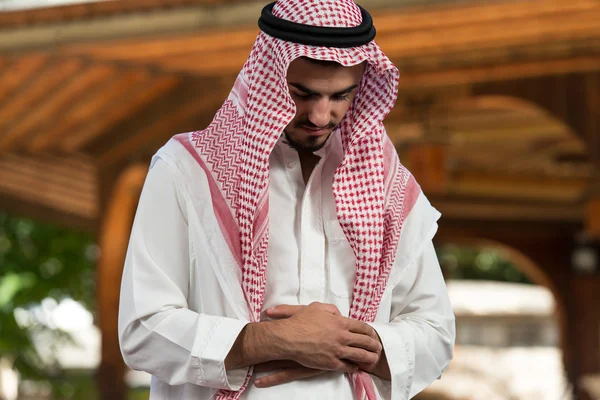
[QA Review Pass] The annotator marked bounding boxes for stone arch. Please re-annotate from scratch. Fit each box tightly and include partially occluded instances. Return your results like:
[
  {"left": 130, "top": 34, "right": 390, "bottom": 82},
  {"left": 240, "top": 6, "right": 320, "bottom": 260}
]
[{"left": 436, "top": 235, "right": 571, "bottom": 393}]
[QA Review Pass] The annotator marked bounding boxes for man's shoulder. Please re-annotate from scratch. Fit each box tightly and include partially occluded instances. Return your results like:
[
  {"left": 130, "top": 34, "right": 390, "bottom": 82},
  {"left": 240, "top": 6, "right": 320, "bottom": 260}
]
[{"left": 151, "top": 132, "right": 208, "bottom": 186}]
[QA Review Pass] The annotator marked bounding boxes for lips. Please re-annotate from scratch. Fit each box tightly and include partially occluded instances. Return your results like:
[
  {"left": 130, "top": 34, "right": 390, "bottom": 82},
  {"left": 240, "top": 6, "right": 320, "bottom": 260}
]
[{"left": 301, "top": 127, "right": 330, "bottom": 136}]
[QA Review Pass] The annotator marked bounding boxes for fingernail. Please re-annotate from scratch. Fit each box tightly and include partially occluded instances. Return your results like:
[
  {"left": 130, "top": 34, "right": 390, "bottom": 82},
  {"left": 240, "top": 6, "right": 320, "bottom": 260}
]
[{"left": 254, "top": 379, "right": 262, "bottom": 386}]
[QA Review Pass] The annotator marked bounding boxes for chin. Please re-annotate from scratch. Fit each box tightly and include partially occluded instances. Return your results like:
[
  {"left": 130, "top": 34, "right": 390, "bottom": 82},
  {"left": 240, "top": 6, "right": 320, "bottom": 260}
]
[{"left": 287, "top": 130, "right": 332, "bottom": 152}]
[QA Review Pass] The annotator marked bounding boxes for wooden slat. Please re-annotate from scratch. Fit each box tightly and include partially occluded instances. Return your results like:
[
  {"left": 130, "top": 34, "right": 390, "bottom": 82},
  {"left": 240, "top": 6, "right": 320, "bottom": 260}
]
[
  {"left": 0, "top": 155, "right": 97, "bottom": 218},
  {"left": 98, "top": 95, "right": 204, "bottom": 166},
  {"left": 5, "top": 64, "right": 116, "bottom": 150},
  {"left": 93, "top": 76, "right": 230, "bottom": 165},
  {"left": 397, "top": 56, "right": 600, "bottom": 89},
  {"left": 0, "top": 173, "right": 95, "bottom": 218},
  {"left": 374, "top": 0, "right": 599, "bottom": 33},
  {"left": 58, "top": 0, "right": 599, "bottom": 63},
  {"left": 61, "top": 75, "right": 180, "bottom": 151},
  {"left": 450, "top": 171, "right": 588, "bottom": 202},
  {"left": 157, "top": 50, "right": 246, "bottom": 75},
  {"left": 26, "top": 69, "right": 151, "bottom": 153},
  {"left": 0, "top": 54, "right": 48, "bottom": 102},
  {"left": 0, "top": 0, "right": 243, "bottom": 28},
  {"left": 376, "top": 10, "right": 600, "bottom": 58},
  {"left": 63, "top": 28, "right": 258, "bottom": 62},
  {"left": 0, "top": 58, "right": 83, "bottom": 152},
  {"left": 0, "top": 154, "right": 96, "bottom": 193}
]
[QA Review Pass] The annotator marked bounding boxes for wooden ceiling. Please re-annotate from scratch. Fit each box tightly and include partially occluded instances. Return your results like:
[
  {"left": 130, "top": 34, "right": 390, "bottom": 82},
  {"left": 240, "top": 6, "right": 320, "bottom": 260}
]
[{"left": 0, "top": 0, "right": 598, "bottom": 231}]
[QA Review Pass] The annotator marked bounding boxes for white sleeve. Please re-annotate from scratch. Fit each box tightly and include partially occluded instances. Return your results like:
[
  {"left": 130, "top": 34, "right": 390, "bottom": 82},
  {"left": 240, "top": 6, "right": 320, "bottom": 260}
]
[
  {"left": 369, "top": 239, "right": 456, "bottom": 399},
  {"left": 118, "top": 159, "right": 249, "bottom": 390}
]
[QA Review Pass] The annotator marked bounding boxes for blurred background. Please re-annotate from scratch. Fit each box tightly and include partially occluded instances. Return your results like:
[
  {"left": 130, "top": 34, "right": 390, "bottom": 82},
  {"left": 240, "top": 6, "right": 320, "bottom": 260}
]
[{"left": 0, "top": 0, "right": 599, "bottom": 399}]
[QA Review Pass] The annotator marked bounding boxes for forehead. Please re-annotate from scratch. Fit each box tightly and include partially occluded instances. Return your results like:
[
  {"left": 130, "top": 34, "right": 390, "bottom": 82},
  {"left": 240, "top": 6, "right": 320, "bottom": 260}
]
[{"left": 286, "top": 58, "right": 365, "bottom": 90}]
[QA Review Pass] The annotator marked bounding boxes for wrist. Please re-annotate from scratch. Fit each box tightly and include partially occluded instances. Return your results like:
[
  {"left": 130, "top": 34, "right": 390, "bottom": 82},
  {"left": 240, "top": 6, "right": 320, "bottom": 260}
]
[{"left": 244, "top": 319, "right": 292, "bottom": 364}]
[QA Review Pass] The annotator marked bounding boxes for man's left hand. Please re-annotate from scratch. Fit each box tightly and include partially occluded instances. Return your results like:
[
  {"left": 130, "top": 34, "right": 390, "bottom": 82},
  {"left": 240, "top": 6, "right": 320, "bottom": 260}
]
[
  {"left": 253, "top": 360, "right": 327, "bottom": 388},
  {"left": 258, "top": 304, "right": 391, "bottom": 384}
]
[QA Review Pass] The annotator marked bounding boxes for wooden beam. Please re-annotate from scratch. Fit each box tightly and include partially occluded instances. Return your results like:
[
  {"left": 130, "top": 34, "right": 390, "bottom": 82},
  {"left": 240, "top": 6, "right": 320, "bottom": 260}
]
[
  {"left": 0, "top": 54, "right": 48, "bottom": 102},
  {"left": 97, "top": 93, "right": 215, "bottom": 166},
  {"left": 0, "top": 0, "right": 249, "bottom": 29},
  {"left": 66, "top": 28, "right": 258, "bottom": 62},
  {"left": 373, "top": 0, "right": 599, "bottom": 33},
  {"left": 398, "top": 56, "right": 600, "bottom": 89},
  {"left": 0, "top": 155, "right": 97, "bottom": 219},
  {"left": 430, "top": 196, "right": 583, "bottom": 223},
  {"left": 0, "top": 58, "right": 83, "bottom": 152},
  {"left": 61, "top": 75, "right": 180, "bottom": 151},
  {"left": 404, "top": 143, "right": 447, "bottom": 193},
  {"left": 53, "top": 0, "right": 600, "bottom": 63},
  {"left": 375, "top": 6, "right": 600, "bottom": 58},
  {"left": 5, "top": 64, "right": 115, "bottom": 148},
  {"left": 0, "top": 192, "right": 96, "bottom": 233},
  {"left": 449, "top": 171, "right": 588, "bottom": 203},
  {"left": 93, "top": 76, "right": 231, "bottom": 166},
  {"left": 96, "top": 163, "right": 148, "bottom": 400},
  {"left": 26, "top": 69, "right": 151, "bottom": 153},
  {"left": 0, "top": 154, "right": 96, "bottom": 193},
  {"left": 585, "top": 73, "right": 600, "bottom": 167},
  {"left": 586, "top": 197, "right": 600, "bottom": 238}
]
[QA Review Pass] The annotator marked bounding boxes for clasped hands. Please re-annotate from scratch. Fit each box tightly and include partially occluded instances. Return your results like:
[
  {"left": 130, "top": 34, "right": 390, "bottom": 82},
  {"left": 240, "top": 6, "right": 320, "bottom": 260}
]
[{"left": 251, "top": 302, "right": 388, "bottom": 388}]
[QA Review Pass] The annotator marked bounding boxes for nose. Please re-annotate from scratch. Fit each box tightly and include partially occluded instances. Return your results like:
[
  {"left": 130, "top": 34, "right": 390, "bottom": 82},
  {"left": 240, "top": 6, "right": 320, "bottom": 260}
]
[{"left": 307, "top": 98, "right": 331, "bottom": 128}]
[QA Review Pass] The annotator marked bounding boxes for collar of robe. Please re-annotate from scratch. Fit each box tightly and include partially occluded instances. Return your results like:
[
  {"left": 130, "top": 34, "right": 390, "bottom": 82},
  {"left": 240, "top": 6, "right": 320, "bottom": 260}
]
[{"left": 258, "top": 2, "right": 376, "bottom": 48}]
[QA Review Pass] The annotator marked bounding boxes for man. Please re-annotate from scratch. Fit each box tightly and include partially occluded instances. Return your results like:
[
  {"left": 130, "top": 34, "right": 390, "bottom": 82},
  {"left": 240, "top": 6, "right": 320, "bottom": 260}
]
[{"left": 118, "top": 1, "right": 455, "bottom": 399}]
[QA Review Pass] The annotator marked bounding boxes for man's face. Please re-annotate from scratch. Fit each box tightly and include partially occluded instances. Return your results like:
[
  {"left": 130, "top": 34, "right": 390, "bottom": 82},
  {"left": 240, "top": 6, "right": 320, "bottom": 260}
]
[{"left": 284, "top": 57, "right": 365, "bottom": 153}]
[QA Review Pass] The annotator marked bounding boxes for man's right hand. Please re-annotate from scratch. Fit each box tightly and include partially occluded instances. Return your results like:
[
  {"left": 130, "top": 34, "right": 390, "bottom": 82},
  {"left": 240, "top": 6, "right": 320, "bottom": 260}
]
[
  {"left": 225, "top": 302, "right": 381, "bottom": 374},
  {"left": 266, "top": 302, "right": 382, "bottom": 373}
]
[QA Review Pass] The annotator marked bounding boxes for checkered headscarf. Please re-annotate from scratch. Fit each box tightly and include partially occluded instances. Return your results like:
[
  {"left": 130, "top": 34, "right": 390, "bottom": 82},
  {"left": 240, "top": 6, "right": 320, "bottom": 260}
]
[{"left": 176, "top": 1, "right": 416, "bottom": 398}]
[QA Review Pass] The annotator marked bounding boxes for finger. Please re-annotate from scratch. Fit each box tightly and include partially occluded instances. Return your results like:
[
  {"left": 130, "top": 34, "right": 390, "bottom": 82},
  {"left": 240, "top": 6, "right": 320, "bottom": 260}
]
[
  {"left": 255, "top": 368, "right": 327, "bottom": 388},
  {"left": 345, "top": 332, "right": 382, "bottom": 354},
  {"left": 346, "top": 319, "right": 378, "bottom": 339},
  {"left": 253, "top": 360, "right": 302, "bottom": 373},
  {"left": 266, "top": 305, "right": 305, "bottom": 318},
  {"left": 341, "top": 347, "right": 380, "bottom": 365}
]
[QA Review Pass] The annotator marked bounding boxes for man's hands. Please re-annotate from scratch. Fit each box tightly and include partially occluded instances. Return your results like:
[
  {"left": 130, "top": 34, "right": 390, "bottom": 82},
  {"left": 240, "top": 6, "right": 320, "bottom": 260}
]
[
  {"left": 224, "top": 302, "right": 389, "bottom": 388},
  {"left": 253, "top": 360, "right": 327, "bottom": 388},
  {"left": 268, "top": 302, "right": 382, "bottom": 373},
  {"left": 250, "top": 302, "right": 389, "bottom": 388}
]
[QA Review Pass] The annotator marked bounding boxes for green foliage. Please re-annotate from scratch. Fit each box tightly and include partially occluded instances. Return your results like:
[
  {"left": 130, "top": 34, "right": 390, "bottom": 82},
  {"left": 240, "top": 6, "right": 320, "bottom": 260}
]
[
  {"left": 437, "top": 244, "right": 532, "bottom": 284},
  {"left": 0, "top": 212, "right": 96, "bottom": 396}
]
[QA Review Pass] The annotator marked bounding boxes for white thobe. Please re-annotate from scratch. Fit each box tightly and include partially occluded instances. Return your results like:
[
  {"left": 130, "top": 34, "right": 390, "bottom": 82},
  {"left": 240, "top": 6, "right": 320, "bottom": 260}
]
[{"left": 118, "top": 131, "right": 455, "bottom": 400}]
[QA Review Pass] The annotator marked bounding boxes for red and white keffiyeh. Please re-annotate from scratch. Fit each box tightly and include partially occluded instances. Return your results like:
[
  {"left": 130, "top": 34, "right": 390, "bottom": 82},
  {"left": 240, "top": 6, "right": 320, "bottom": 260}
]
[{"left": 175, "top": 1, "right": 418, "bottom": 398}]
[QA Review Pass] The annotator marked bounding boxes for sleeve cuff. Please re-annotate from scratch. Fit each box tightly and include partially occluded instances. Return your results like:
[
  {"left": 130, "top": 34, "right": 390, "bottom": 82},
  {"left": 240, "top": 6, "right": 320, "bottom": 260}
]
[
  {"left": 369, "top": 321, "right": 415, "bottom": 400},
  {"left": 193, "top": 315, "right": 250, "bottom": 390}
]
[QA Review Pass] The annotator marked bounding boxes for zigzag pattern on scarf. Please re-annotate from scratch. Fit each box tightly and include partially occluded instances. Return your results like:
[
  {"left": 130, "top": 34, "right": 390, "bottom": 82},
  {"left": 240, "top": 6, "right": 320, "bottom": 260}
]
[
  {"left": 191, "top": 101, "right": 244, "bottom": 212},
  {"left": 369, "top": 164, "right": 411, "bottom": 321}
]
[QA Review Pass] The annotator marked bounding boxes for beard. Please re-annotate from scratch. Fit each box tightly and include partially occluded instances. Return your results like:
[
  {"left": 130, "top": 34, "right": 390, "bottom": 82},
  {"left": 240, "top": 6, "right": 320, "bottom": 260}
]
[
  {"left": 284, "top": 120, "right": 337, "bottom": 153},
  {"left": 284, "top": 131, "right": 332, "bottom": 152}
]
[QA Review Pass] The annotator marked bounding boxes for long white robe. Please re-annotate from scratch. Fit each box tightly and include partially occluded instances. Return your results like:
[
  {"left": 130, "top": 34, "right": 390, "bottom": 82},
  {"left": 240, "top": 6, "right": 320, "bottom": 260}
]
[{"left": 118, "top": 132, "right": 455, "bottom": 399}]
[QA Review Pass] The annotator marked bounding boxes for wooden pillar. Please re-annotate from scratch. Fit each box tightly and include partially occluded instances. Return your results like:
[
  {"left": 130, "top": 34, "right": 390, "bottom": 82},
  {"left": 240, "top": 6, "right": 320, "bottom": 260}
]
[
  {"left": 402, "top": 142, "right": 447, "bottom": 194},
  {"left": 570, "top": 180, "right": 600, "bottom": 400},
  {"left": 97, "top": 164, "right": 148, "bottom": 400}
]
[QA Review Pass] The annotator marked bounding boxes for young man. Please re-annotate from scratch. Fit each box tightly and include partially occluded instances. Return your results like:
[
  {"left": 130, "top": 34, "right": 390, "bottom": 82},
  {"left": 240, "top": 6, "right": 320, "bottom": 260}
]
[{"left": 118, "top": 1, "right": 455, "bottom": 399}]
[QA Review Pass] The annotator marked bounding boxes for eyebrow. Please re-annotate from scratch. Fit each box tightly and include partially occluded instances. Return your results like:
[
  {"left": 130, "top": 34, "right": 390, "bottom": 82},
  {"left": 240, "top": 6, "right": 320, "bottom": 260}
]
[{"left": 289, "top": 82, "right": 359, "bottom": 97}]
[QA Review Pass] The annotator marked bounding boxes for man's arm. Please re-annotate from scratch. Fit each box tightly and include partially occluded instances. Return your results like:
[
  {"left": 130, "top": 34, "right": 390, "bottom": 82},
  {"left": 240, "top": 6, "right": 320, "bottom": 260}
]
[
  {"left": 368, "top": 238, "right": 456, "bottom": 399},
  {"left": 225, "top": 302, "right": 382, "bottom": 373},
  {"left": 119, "top": 159, "right": 251, "bottom": 391}
]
